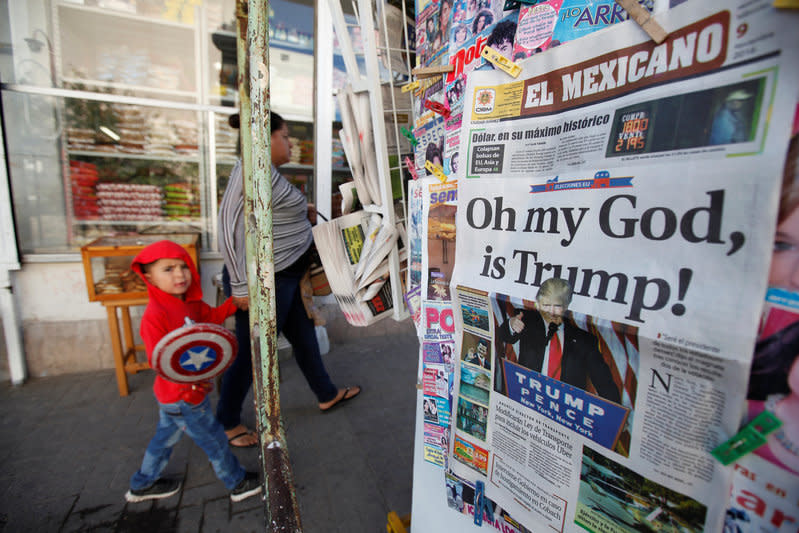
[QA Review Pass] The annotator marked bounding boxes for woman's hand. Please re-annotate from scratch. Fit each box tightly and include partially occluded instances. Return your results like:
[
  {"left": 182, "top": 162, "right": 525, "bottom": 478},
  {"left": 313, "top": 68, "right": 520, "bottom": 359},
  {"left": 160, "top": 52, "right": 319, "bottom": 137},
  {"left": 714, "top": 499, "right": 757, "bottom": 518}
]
[
  {"left": 307, "top": 203, "right": 318, "bottom": 225},
  {"left": 232, "top": 295, "right": 249, "bottom": 311}
]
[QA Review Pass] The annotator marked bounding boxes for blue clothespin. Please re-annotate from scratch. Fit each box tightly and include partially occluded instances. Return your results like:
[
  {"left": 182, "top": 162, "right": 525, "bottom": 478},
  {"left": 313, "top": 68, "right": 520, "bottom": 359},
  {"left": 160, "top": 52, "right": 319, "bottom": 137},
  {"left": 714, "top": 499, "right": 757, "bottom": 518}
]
[
  {"left": 473, "top": 481, "right": 484, "bottom": 526},
  {"left": 473, "top": 480, "right": 494, "bottom": 525}
]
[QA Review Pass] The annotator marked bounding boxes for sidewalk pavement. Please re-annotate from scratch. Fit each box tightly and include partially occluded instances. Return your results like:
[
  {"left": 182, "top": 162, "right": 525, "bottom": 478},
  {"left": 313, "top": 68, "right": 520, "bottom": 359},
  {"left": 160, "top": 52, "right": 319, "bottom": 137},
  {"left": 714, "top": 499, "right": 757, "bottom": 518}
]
[{"left": 0, "top": 322, "right": 420, "bottom": 532}]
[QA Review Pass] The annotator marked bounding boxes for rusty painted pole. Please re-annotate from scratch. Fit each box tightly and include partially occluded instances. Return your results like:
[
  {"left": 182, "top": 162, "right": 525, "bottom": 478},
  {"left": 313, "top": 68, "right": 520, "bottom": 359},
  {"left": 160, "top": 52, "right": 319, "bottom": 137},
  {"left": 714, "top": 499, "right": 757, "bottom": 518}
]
[{"left": 236, "top": 0, "right": 303, "bottom": 530}]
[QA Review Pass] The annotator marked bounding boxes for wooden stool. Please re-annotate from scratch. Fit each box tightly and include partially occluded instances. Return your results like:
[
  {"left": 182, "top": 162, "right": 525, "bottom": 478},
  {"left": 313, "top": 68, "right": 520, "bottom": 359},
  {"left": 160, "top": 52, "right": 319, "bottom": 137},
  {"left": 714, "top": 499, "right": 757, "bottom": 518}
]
[{"left": 103, "top": 297, "right": 150, "bottom": 396}]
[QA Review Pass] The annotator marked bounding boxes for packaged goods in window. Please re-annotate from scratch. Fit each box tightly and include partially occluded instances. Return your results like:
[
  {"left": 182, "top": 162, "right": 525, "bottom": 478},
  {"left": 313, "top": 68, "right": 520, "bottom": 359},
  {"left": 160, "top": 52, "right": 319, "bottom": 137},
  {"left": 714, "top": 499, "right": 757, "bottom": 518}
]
[
  {"left": 289, "top": 136, "right": 302, "bottom": 164},
  {"left": 331, "top": 138, "right": 346, "bottom": 167},
  {"left": 299, "top": 139, "right": 314, "bottom": 165},
  {"left": 66, "top": 127, "right": 97, "bottom": 150},
  {"left": 147, "top": 64, "right": 181, "bottom": 91},
  {"left": 147, "top": 113, "right": 180, "bottom": 156},
  {"left": 70, "top": 160, "right": 100, "bottom": 219},
  {"left": 172, "top": 119, "right": 198, "bottom": 156},
  {"left": 163, "top": 182, "right": 199, "bottom": 219},
  {"left": 97, "top": 0, "right": 137, "bottom": 15},
  {"left": 215, "top": 114, "right": 238, "bottom": 157},
  {"left": 96, "top": 182, "right": 164, "bottom": 221}
]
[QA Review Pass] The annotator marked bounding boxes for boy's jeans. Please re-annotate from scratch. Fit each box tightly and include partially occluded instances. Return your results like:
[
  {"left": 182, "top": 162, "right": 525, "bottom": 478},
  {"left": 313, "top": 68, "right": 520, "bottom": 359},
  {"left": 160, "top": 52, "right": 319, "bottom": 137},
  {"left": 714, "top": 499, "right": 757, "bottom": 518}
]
[{"left": 130, "top": 397, "right": 245, "bottom": 490}]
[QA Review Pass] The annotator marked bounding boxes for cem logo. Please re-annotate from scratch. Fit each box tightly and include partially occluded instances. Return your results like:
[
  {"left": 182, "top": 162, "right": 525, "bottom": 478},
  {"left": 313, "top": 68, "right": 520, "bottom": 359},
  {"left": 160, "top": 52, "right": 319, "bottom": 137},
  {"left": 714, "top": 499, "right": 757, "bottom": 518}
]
[{"left": 474, "top": 89, "right": 496, "bottom": 115}]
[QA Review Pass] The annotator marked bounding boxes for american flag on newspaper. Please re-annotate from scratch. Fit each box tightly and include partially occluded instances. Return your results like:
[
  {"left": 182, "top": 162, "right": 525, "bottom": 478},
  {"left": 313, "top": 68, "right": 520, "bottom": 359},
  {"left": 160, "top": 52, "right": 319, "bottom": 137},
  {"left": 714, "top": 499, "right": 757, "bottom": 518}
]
[{"left": 490, "top": 293, "right": 638, "bottom": 456}]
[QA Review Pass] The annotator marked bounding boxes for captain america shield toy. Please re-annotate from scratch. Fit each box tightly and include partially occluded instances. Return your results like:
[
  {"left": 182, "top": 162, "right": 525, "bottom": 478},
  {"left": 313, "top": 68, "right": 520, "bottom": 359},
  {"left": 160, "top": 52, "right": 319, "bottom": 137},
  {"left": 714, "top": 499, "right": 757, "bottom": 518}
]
[{"left": 151, "top": 323, "right": 237, "bottom": 383}]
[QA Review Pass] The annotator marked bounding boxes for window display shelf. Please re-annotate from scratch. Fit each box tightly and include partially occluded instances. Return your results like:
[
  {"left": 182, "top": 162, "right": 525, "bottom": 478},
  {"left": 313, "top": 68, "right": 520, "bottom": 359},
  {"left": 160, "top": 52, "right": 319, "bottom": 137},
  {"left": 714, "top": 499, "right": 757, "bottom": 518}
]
[
  {"left": 282, "top": 163, "right": 312, "bottom": 171},
  {"left": 57, "top": 2, "right": 196, "bottom": 30},
  {"left": 61, "top": 77, "right": 197, "bottom": 100},
  {"left": 68, "top": 150, "right": 200, "bottom": 163},
  {"left": 73, "top": 218, "right": 202, "bottom": 226},
  {"left": 56, "top": 2, "right": 197, "bottom": 99},
  {"left": 1, "top": 1, "right": 320, "bottom": 255}
]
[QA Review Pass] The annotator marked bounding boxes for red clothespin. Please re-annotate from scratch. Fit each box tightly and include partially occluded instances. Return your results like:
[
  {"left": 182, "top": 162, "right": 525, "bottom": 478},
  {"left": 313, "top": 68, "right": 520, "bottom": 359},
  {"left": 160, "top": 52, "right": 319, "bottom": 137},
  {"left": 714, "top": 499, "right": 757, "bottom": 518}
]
[
  {"left": 405, "top": 156, "right": 419, "bottom": 180},
  {"left": 424, "top": 100, "right": 451, "bottom": 118}
]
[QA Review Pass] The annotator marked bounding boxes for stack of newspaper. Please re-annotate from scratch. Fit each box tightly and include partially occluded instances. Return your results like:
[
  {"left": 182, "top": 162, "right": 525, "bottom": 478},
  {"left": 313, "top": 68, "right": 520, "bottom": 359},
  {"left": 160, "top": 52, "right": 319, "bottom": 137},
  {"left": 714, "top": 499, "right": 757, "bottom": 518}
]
[
  {"left": 337, "top": 86, "right": 382, "bottom": 207},
  {"left": 312, "top": 210, "right": 407, "bottom": 326}
]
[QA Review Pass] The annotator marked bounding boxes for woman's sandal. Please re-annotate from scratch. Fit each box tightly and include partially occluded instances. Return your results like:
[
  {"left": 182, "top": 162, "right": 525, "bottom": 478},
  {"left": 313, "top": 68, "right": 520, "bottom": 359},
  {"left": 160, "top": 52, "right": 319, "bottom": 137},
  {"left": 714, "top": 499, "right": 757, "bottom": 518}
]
[
  {"left": 227, "top": 427, "right": 258, "bottom": 448},
  {"left": 319, "top": 386, "right": 362, "bottom": 413}
]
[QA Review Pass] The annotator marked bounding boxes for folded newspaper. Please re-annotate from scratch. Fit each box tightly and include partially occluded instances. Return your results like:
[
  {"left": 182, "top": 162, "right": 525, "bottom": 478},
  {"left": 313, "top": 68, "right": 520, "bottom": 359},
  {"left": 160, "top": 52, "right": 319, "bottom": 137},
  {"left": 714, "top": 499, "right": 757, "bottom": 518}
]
[
  {"left": 337, "top": 86, "right": 383, "bottom": 207},
  {"left": 312, "top": 211, "right": 407, "bottom": 326}
]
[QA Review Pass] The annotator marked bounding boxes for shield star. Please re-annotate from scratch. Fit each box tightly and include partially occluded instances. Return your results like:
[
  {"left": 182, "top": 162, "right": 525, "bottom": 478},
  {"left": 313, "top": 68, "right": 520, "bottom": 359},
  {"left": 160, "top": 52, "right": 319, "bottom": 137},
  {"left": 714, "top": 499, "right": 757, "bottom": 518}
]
[{"left": 180, "top": 347, "right": 216, "bottom": 371}]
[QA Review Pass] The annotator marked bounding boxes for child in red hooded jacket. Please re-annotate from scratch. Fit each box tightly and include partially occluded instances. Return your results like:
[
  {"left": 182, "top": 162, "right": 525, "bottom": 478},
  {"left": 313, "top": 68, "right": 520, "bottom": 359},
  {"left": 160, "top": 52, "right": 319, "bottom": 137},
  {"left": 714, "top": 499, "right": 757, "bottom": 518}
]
[{"left": 125, "top": 240, "right": 261, "bottom": 503}]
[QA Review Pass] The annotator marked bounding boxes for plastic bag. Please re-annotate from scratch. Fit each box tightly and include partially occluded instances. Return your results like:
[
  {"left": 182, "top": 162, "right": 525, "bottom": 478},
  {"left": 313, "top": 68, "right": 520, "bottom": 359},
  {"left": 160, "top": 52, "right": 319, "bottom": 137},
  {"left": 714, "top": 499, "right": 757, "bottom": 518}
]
[{"left": 315, "top": 325, "right": 330, "bottom": 355}]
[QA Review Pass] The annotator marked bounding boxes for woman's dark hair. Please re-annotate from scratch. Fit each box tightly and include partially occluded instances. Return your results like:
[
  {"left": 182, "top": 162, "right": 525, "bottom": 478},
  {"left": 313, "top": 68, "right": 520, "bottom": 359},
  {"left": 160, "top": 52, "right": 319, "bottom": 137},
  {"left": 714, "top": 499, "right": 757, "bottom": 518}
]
[
  {"left": 778, "top": 134, "right": 799, "bottom": 224},
  {"left": 472, "top": 9, "right": 493, "bottom": 34},
  {"left": 748, "top": 135, "right": 799, "bottom": 401},
  {"left": 227, "top": 111, "right": 285, "bottom": 135},
  {"left": 487, "top": 20, "right": 516, "bottom": 48},
  {"left": 425, "top": 140, "right": 443, "bottom": 164},
  {"left": 271, "top": 111, "right": 285, "bottom": 134},
  {"left": 749, "top": 322, "right": 799, "bottom": 400}
]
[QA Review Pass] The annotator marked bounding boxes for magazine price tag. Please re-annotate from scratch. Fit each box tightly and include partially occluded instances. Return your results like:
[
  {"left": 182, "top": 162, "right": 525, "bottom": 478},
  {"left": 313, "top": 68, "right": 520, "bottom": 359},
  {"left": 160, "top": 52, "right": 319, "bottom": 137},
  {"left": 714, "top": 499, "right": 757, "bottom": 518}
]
[
  {"left": 480, "top": 45, "right": 522, "bottom": 78},
  {"left": 425, "top": 160, "right": 448, "bottom": 183}
]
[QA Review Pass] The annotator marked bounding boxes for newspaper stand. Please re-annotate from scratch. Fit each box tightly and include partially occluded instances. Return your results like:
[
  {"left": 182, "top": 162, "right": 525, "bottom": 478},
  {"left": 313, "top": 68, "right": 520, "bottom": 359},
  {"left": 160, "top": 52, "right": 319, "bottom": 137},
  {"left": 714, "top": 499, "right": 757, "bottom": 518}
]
[
  {"left": 80, "top": 234, "right": 199, "bottom": 396},
  {"left": 323, "top": 0, "right": 413, "bottom": 323}
]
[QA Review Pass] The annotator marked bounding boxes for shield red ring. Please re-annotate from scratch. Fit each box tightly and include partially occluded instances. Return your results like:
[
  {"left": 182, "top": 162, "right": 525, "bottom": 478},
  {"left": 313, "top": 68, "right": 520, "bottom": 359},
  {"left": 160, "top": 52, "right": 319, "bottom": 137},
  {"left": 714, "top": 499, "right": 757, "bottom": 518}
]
[{"left": 151, "top": 323, "right": 238, "bottom": 383}]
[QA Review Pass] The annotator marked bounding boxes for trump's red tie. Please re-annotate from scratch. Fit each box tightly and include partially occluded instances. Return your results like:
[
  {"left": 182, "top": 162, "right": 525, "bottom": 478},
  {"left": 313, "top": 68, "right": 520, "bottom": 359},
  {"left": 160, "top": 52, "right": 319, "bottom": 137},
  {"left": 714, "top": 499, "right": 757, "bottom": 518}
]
[{"left": 547, "top": 326, "right": 562, "bottom": 379}]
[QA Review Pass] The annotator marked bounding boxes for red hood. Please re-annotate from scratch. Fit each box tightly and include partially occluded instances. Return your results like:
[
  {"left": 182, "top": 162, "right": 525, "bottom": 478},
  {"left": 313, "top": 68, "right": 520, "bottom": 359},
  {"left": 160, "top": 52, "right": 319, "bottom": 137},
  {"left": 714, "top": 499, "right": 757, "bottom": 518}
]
[{"left": 131, "top": 240, "right": 203, "bottom": 304}]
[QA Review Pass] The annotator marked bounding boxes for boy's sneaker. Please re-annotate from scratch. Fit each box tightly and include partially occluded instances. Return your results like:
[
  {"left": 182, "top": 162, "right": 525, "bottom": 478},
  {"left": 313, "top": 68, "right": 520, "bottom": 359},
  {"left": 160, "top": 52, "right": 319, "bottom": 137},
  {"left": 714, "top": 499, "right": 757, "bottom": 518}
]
[
  {"left": 230, "top": 471, "right": 262, "bottom": 502},
  {"left": 125, "top": 478, "right": 182, "bottom": 503}
]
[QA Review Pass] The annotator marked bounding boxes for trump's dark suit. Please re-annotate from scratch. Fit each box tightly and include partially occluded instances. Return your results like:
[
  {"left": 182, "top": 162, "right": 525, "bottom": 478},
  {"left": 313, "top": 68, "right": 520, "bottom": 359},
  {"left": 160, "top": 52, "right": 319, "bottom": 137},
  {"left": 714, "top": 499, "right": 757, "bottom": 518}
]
[{"left": 497, "top": 309, "right": 621, "bottom": 404}]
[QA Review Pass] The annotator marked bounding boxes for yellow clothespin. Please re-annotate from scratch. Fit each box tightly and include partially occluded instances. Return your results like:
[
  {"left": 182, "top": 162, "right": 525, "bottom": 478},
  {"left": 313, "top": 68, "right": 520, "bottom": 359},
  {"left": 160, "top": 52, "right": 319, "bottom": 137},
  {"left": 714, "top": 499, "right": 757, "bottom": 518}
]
[
  {"left": 615, "top": 0, "right": 668, "bottom": 44},
  {"left": 401, "top": 80, "right": 420, "bottom": 93},
  {"left": 774, "top": 0, "right": 799, "bottom": 7},
  {"left": 425, "top": 161, "right": 448, "bottom": 183},
  {"left": 480, "top": 46, "right": 522, "bottom": 78}
]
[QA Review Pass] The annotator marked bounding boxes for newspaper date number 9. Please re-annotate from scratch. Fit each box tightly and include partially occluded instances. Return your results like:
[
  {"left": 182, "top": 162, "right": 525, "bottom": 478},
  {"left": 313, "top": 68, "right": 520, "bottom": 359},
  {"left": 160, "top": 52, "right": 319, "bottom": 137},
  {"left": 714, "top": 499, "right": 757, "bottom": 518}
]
[{"left": 736, "top": 23, "right": 747, "bottom": 38}]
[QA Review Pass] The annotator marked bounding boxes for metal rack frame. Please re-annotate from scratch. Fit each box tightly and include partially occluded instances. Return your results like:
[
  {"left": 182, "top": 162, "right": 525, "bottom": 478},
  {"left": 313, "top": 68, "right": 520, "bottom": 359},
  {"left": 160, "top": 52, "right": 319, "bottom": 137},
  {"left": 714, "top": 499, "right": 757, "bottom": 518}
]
[{"left": 321, "top": 0, "right": 413, "bottom": 321}]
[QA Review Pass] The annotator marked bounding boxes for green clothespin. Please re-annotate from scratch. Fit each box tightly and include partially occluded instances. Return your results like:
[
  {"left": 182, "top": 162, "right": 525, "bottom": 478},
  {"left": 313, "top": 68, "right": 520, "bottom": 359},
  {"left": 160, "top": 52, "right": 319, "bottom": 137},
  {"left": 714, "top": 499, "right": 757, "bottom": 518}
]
[
  {"left": 711, "top": 411, "right": 783, "bottom": 465},
  {"left": 401, "top": 127, "right": 418, "bottom": 147}
]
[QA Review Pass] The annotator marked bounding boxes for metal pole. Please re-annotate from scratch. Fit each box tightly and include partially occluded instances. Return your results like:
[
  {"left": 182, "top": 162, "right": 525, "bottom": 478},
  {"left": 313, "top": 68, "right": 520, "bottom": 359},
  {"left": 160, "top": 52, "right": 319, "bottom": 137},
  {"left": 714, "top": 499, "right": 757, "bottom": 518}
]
[{"left": 237, "top": 1, "right": 303, "bottom": 530}]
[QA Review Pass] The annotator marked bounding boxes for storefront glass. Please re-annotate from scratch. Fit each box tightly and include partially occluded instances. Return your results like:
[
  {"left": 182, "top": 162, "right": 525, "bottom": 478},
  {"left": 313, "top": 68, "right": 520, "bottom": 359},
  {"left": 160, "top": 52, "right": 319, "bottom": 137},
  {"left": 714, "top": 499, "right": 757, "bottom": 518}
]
[{"left": 0, "top": 0, "right": 314, "bottom": 256}]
